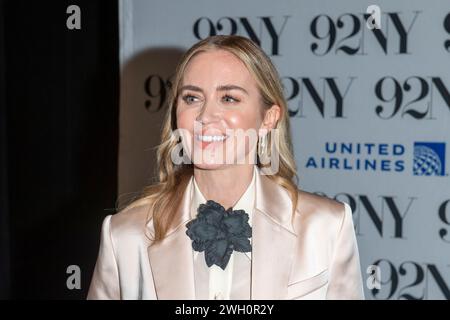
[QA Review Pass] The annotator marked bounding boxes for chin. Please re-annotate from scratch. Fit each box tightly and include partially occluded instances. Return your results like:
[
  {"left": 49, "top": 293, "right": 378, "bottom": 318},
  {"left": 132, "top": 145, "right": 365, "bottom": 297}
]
[{"left": 193, "top": 162, "right": 227, "bottom": 171}]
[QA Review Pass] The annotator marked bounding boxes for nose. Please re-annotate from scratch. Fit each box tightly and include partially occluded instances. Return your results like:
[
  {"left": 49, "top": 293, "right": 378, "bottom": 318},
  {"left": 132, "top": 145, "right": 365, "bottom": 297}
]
[{"left": 195, "top": 99, "right": 220, "bottom": 125}]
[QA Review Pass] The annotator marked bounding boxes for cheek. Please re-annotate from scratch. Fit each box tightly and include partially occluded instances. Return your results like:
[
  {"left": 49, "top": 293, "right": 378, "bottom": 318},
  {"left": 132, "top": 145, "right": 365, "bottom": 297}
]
[
  {"left": 176, "top": 108, "right": 196, "bottom": 130},
  {"left": 225, "top": 110, "right": 260, "bottom": 130}
]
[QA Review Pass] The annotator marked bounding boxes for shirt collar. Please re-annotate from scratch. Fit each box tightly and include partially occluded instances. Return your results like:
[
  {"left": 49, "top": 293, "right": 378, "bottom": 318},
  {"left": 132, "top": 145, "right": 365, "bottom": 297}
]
[{"left": 190, "top": 165, "right": 257, "bottom": 227}]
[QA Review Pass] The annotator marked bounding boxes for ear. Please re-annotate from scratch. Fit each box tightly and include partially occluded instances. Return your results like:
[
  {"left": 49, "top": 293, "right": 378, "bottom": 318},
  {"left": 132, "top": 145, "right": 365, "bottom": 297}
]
[{"left": 259, "top": 105, "right": 281, "bottom": 136}]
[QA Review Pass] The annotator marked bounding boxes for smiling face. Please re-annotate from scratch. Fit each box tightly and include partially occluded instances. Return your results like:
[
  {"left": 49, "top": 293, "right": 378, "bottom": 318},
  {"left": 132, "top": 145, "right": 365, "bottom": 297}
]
[{"left": 176, "top": 49, "right": 269, "bottom": 170}]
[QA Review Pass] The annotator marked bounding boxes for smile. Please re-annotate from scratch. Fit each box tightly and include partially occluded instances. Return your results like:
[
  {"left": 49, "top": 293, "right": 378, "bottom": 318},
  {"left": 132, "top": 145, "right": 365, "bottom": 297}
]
[{"left": 195, "top": 134, "right": 229, "bottom": 142}]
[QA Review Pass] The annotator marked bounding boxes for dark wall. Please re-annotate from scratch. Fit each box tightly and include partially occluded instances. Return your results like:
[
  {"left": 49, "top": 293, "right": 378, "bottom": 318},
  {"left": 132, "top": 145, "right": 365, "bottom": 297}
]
[
  {"left": 1, "top": 0, "right": 119, "bottom": 299},
  {"left": 0, "top": 0, "right": 10, "bottom": 300}
]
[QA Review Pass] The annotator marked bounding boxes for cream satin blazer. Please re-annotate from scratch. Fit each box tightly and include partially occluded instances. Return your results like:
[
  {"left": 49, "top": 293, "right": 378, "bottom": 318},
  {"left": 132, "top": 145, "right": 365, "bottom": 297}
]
[{"left": 87, "top": 168, "right": 365, "bottom": 300}]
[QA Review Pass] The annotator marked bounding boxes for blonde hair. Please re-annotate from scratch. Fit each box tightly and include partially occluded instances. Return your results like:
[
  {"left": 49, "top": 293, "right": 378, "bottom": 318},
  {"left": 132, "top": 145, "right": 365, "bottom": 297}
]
[{"left": 124, "top": 35, "right": 299, "bottom": 243}]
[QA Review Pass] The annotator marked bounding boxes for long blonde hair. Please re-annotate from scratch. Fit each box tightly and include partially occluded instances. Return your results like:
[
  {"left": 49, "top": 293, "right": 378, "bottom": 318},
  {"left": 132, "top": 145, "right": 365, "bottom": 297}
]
[{"left": 125, "top": 35, "right": 299, "bottom": 243}]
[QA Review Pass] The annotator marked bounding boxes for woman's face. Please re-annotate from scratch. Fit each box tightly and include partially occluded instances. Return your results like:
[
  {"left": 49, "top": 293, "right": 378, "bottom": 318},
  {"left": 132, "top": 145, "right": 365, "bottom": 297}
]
[{"left": 176, "top": 49, "right": 277, "bottom": 170}]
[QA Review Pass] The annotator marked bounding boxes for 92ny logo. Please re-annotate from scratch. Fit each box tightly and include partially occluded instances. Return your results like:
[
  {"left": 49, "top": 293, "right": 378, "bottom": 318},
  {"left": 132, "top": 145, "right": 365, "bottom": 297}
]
[{"left": 370, "top": 260, "right": 450, "bottom": 300}]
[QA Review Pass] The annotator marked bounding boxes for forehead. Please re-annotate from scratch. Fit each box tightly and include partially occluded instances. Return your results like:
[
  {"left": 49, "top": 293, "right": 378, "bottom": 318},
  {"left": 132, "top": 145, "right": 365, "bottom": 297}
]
[{"left": 182, "top": 49, "right": 254, "bottom": 87}]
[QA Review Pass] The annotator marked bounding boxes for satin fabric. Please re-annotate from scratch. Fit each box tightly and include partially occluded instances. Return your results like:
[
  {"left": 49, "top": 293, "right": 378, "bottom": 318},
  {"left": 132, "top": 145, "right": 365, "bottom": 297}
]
[
  {"left": 87, "top": 167, "right": 365, "bottom": 300},
  {"left": 191, "top": 165, "right": 256, "bottom": 300}
]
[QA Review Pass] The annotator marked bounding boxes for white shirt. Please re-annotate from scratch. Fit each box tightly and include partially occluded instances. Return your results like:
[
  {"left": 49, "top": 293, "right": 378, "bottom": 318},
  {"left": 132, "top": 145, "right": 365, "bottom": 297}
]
[{"left": 190, "top": 166, "right": 256, "bottom": 300}]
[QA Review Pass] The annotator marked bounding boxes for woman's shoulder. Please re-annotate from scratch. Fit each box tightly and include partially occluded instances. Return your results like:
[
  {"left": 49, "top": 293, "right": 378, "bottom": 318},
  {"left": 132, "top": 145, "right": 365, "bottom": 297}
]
[
  {"left": 107, "top": 200, "right": 153, "bottom": 239},
  {"left": 291, "top": 189, "right": 355, "bottom": 248},
  {"left": 294, "top": 189, "right": 349, "bottom": 227}
]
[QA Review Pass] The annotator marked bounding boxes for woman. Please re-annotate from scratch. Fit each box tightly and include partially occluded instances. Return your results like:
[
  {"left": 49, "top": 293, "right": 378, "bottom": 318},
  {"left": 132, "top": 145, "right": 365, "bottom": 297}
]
[{"left": 87, "top": 35, "right": 364, "bottom": 300}]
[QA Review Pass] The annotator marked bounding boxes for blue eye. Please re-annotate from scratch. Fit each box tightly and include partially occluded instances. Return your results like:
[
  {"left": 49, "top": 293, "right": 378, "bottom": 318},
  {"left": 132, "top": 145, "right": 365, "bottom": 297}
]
[
  {"left": 182, "top": 94, "right": 199, "bottom": 104},
  {"left": 223, "top": 95, "right": 239, "bottom": 103}
]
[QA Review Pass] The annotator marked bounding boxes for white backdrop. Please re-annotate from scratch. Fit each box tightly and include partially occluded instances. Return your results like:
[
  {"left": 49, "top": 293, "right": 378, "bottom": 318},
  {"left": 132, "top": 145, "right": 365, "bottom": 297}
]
[{"left": 118, "top": 0, "right": 450, "bottom": 299}]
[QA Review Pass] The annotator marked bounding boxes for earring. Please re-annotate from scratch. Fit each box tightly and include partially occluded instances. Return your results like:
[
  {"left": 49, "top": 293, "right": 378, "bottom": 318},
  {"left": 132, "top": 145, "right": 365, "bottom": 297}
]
[{"left": 258, "top": 132, "right": 268, "bottom": 159}]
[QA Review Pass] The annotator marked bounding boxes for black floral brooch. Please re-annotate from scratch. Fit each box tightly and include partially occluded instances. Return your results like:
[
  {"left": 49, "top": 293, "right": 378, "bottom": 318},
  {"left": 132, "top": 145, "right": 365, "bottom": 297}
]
[{"left": 185, "top": 200, "right": 252, "bottom": 270}]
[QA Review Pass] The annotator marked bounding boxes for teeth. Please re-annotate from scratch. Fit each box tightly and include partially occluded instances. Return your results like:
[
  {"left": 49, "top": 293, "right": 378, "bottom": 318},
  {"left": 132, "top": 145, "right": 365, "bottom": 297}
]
[{"left": 196, "top": 135, "right": 228, "bottom": 142}]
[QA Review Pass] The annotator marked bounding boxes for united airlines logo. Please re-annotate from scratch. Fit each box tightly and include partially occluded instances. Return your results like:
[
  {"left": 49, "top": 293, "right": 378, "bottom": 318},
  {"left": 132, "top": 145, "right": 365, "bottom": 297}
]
[
  {"left": 304, "top": 141, "right": 447, "bottom": 176},
  {"left": 413, "top": 142, "right": 446, "bottom": 176}
]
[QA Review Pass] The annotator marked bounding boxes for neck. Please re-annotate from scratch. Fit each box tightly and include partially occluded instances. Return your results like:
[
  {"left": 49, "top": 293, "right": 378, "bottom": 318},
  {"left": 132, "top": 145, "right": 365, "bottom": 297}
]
[{"left": 193, "top": 164, "right": 255, "bottom": 210}]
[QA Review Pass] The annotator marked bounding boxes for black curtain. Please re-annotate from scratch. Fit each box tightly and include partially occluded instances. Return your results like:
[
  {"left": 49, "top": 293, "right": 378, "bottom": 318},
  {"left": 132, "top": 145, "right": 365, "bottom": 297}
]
[
  {"left": 0, "top": 0, "right": 119, "bottom": 299},
  {"left": 0, "top": 0, "right": 10, "bottom": 300}
]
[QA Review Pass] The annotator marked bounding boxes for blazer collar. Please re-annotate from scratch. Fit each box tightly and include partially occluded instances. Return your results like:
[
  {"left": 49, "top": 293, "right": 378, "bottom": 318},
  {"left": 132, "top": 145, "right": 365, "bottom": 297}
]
[{"left": 147, "top": 166, "right": 297, "bottom": 299}]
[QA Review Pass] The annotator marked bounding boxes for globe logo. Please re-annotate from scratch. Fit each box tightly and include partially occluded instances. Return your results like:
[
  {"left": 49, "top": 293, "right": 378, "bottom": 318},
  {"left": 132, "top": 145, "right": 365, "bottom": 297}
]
[{"left": 413, "top": 142, "right": 446, "bottom": 176}]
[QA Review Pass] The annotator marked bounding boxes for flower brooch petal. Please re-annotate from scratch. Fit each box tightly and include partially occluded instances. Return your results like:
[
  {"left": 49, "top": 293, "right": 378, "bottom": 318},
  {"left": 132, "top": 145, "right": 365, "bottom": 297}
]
[{"left": 186, "top": 200, "right": 252, "bottom": 270}]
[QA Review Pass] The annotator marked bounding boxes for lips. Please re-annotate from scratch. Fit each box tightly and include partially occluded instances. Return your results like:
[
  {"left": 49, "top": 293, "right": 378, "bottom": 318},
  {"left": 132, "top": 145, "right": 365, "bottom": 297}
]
[{"left": 194, "top": 130, "right": 229, "bottom": 149}]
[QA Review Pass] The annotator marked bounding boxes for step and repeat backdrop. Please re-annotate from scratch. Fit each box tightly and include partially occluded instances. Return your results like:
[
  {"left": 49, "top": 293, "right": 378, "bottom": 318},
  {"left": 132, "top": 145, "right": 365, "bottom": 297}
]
[{"left": 118, "top": 0, "right": 450, "bottom": 299}]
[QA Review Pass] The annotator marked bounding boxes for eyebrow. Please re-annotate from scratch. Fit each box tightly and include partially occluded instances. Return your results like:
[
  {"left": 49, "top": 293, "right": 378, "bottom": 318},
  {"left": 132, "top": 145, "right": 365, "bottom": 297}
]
[{"left": 179, "top": 84, "right": 249, "bottom": 95}]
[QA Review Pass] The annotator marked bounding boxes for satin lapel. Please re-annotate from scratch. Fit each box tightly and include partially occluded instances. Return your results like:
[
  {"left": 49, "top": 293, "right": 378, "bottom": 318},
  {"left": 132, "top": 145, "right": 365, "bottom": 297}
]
[
  {"left": 146, "top": 169, "right": 298, "bottom": 300},
  {"left": 147, "top": 177, "right": 196, "bottom": 300},
  {"left": 251, "top": 170, "right": 298, "bottom": 299}
]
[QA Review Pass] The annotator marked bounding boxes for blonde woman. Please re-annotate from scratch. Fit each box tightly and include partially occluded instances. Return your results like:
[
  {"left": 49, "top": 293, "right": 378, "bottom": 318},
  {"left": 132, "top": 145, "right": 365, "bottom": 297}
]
[{"left": 87, "top": 35, "right": 364, "bottom": 300}]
